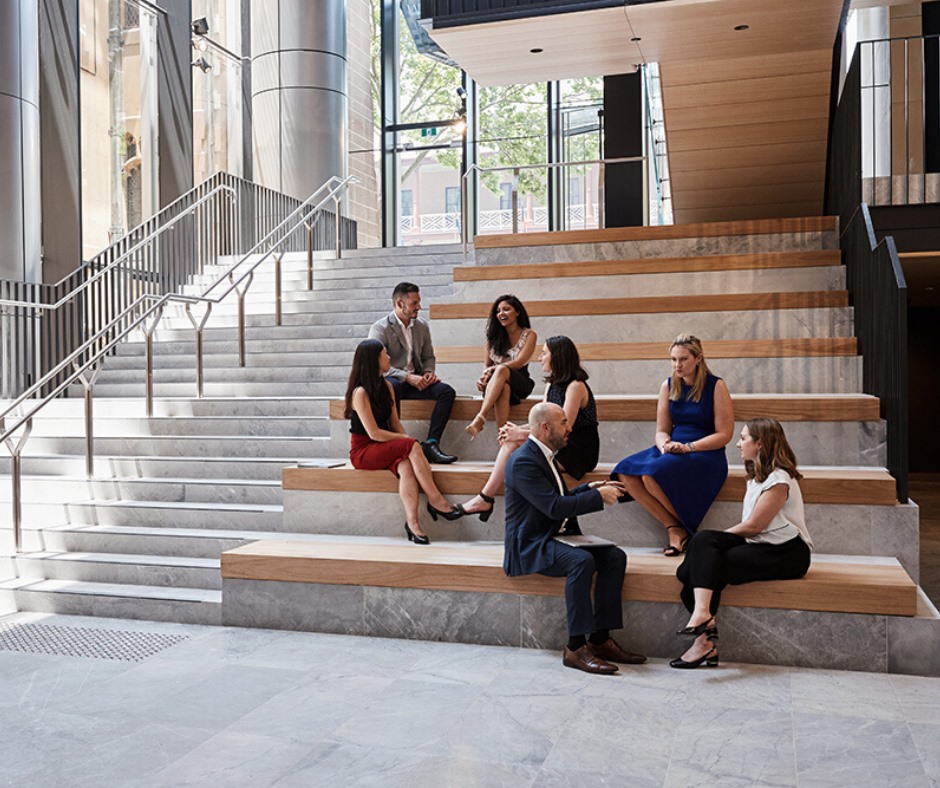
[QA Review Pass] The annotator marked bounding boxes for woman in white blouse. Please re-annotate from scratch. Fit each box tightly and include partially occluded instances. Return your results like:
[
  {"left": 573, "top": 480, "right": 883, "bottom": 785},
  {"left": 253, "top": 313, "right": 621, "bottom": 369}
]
[{"left": 670, "top": 417, "right": 813, "bottom": 669}]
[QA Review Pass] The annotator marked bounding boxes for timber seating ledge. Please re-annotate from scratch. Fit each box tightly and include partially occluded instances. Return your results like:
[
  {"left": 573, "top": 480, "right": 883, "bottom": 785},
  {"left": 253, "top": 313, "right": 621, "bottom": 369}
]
[
  {"left": 472, "top": 216, "right": 838, "bottom": 249},
  {"left": 428, "top": 291, "right": 848, "bottom": 320},
  {"left": 220, "top": 540, "right": 916, "bottom": 618},
  {"left": 327, "top": 394, "right": 882, "bottom": 423},
  {"left": 454, "top": 250, "right": 842, "bottom": 282},
  {"left": 282, "top": 463, "right": 899, "bottom": 506}
]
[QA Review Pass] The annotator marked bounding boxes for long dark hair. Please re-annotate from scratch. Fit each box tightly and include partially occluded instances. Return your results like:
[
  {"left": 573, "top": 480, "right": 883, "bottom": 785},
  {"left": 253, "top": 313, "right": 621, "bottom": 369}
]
[
  {"left": 485, "top": 294, "right": 531, "bottom": 358},
  {"left": 543, "top": 335, "right": 588, "bottom": 384},
  {"left": 744, "top": 417, "right": 803, "bottom": 483},
  {"left": 344, "top": 339, "right": 392, "bottom": 419}
]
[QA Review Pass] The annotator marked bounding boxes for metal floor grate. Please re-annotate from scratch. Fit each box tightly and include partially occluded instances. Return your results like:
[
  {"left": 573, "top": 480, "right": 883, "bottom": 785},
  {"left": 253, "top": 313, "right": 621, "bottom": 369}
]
[{"left": 0, "top": 622, "right": 190, "bottom": 662}]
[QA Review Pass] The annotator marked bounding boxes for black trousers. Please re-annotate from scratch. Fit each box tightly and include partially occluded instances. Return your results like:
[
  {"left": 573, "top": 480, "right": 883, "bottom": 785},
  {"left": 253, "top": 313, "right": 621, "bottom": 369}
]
[
  {"left": 387, "top": 377, "right": 455, "bottom": 443},
  {"left": 676, "top": 530, "right": 811, "bottom": 616},
  {"left": 538, "top": 544, "right": 626, "bottom": 636}
]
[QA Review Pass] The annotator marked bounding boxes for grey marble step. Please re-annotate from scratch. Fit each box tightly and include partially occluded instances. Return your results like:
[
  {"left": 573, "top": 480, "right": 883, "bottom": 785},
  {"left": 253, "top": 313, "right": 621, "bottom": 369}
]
[
  {"left": 439, "top": 356, "right": 863, "bottom": 396},
  {"left": 186, "top": 271, "right": 455, "bottom": 294},
  {"left": 0, "top": 578, "right": 222, "bottom": 625},
  {"left": 17, "top": 434, "right": 329, "bottom": 458},
  {"left": 279, "top": 488, "right": 920, "bottom": 581},
  {"left": 473, "top": 230, "right": 837, "bottom": 266},
  {"left": 59, "top": 499, "right": 283, "bottom": 530},
  {"left": 454, "top": 265, "right": 845, "bottom": 302},
  {"left": 431, "top": 306, "right": 854, "bottom": 347},
  {"left": 329, "top": 416, "right": 887, "bottom": 468},
  {"left": 28, "top": 415, "right": 329, "bottom": 438},
  {"left": 114, "top": 337, "right": 361, "bottom": 356},
  {"left": 14, "top": 551, "right": 221, "bottom": 589},
  {"left": 103, "top": 351, "right": 353, "bottom": 371},
  {"left": 163, "top": 294, "right": 404, "bottom": 317},
  {"left": 148, "top": 322, "right": 372, "bottom": 342},
  {"left": 75, "top": 380, "right": 348, "bottom": 397},
  {"left": 4, "top": 396, "right": 331, "bottom": 418}
]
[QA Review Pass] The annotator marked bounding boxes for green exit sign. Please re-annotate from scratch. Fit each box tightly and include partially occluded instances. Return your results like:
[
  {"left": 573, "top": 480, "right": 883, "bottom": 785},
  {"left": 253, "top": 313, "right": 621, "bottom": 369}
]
[{"left": 420, "top": 127, "right": 438, "bottom": 137}]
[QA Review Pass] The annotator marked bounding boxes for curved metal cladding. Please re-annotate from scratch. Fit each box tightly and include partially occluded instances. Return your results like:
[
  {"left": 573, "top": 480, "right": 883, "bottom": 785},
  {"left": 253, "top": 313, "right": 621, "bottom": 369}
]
[
  {"left": 251, "top": 0, "right": 348, "bottom": 201},
  {"left": 0, "top": 1, "right": 40, "bottom": 282}
]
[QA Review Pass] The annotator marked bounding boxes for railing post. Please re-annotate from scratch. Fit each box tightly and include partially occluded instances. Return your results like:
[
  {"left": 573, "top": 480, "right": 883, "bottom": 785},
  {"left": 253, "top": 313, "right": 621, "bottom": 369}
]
[
  {"left": 598, "top": 161, "right": 606, "bottom": 229},
  {"left": 184, "top": 302, "right": 213, "bottom": 398},
  {"left": 511, "top": 168, "right": 520, "bottom": 235},
  {"left": 140, "top": 306, "right": 164, "bottom": 418},
  {"left": 461, "top": 173, "right": 469, "bottom": 259},
  {"left": 74, "top": 361, "right": 102, "bottom": 478},
  {"left": 307, "top": 224, "right": 314, "bottom": 290},
  {"left": 229, "top": 271, "right": 254, "bottom": 367},
  {"left": 2, "top": 415, "right": 32, "bottom": 554},
  {"left": 274, "top": 253, "right": 283, "bottom": 327},
  {"left": 333, "top": 196, "right": 343, "bottom": 259}
]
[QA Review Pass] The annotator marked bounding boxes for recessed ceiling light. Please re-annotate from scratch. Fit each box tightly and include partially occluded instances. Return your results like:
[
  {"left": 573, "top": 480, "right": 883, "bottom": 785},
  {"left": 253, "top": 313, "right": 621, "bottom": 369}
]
[
  {"left": 631, "top": 36, "right": 641, "bottom": 42},
  {"left": 530, "top": 47, "right": 543, "bottom": 53},
  {"left": 734, "top": 24, "right": 749, "bottom": 31}
]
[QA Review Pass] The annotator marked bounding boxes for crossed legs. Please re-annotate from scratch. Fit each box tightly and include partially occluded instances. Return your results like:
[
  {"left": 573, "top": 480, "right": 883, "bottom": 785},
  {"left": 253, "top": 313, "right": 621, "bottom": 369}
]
[
  {"left": 467, "top": 364, "right": 512, "bottom": 437},
  {"left": 396, "top": 441, "right": 454, "bottom": 537},
  {"left": 616, "top": 472, "right": 686, "bottom": 551}
]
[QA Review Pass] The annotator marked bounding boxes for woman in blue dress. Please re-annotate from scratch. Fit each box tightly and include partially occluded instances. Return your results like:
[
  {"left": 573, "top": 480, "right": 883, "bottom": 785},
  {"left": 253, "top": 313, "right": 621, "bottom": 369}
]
[{"left": 612, "top": 335, "right": 734, "bottom": 555}]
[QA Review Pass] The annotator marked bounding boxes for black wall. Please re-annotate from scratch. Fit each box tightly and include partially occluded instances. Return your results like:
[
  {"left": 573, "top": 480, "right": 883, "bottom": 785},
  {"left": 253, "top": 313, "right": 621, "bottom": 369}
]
[
  {"left": 924, "top": 2, "right": 940, "bottom": 172},
  {"left": 602, "top": 72, "right": 644, "bottom": 228},
  {"left": 908, "top": 307, "right": 940, "bottom": 472}
]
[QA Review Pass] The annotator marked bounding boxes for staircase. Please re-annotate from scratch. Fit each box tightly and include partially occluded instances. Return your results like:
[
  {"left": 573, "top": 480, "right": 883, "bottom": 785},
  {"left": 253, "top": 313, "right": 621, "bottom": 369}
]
[{"left": 0, "top": 245, "right": 462, "bottom": 623}]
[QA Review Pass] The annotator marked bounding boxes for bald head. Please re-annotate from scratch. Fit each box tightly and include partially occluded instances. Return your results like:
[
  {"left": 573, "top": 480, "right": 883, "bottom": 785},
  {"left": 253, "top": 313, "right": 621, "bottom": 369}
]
[{"left": 529, "top": 402, "right": 570, "bottom": 452}]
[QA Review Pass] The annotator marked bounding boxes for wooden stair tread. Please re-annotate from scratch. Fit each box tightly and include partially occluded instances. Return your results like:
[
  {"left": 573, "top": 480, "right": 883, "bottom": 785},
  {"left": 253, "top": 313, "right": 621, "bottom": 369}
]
[
  {"left": 435, "top": 337, "right": 856, "bottom": 363},
  {"left": 282, "top": 463, "right": 898, "bottom": 506},
  {"left": 221, "top": 539, "right": 916, "bottom": 617},
  {"left": 429, "top": 291, "right": 848, "bottom": 319},
  {"left": 454, "top": 250, "right": 841, "bottom": 281},
  {"left": 472, "top": 216, "right": 838, "bottom": 249}
]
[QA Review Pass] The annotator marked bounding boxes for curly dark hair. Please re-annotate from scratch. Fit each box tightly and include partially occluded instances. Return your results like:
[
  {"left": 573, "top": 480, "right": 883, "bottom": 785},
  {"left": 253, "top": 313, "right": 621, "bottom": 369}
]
[
  {"left": 485, "top": 294, "right": 531, "bottom": 359},
  {"left": 543, "top": 335, "right": 588, "bottom": 384},
  {"left": 343, "top": 339, "right": 392, "bottom": 419}
]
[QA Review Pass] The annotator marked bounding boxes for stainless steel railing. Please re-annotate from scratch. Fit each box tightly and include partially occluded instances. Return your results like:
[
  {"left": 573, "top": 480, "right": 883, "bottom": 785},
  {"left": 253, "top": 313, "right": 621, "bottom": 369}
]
[{"left": 0, "top": 174, "right": 357, "bottom": 553}]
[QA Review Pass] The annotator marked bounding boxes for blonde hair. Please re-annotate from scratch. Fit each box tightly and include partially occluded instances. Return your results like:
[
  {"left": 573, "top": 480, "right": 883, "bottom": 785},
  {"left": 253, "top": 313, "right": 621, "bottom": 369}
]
[
  {"left": 744, "top": 417, "right": 803, "bottom": 483},
  {"left": 668, "top": 334, "right": 711, "bottom": 403}
]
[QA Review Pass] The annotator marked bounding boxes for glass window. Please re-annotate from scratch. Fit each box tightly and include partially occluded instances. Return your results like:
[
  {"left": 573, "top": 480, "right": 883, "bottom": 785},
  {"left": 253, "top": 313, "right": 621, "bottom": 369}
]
[
  {"left": 445, "top": 186, "right": 461, "bottom": 214},
  {"left": 401, "top": 189, "right": 413, "bottom": 217},
  {"left": 499, "top": 182, "right": 512, "bottom": 210}
]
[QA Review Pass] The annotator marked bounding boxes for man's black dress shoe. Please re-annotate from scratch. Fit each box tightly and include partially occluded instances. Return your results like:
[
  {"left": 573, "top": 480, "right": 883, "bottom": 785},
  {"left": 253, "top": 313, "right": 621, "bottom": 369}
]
[
  {"left": 423, "top": 442, "right": 457, "bottom": 464},
  {"left": 562, "top": 645, "right": 618, "bottom": 675}
]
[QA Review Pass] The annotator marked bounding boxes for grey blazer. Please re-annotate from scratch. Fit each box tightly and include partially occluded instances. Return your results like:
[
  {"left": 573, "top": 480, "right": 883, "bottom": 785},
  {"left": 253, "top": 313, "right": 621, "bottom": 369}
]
[{"left": 368, "top": 313, "right": 437, "bottom": 381}]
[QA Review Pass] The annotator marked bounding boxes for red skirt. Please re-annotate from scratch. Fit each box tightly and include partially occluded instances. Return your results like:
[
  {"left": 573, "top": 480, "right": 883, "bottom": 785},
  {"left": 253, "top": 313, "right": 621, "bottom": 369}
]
[{"left": 350, "top": 433, "right": 416, "bottom": 477}]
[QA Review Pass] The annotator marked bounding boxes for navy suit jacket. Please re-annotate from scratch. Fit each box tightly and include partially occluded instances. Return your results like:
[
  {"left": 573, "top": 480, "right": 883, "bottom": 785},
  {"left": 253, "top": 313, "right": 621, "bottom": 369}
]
[{"left": 503, "top": 438, "right": 604, "bottom": 577}]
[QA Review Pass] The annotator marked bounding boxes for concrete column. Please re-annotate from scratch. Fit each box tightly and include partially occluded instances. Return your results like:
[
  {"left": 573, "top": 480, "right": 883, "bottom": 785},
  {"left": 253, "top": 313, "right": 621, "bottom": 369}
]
[
  {"left": 0, "top": 2, "right": 40, "bottom": 282},
  {"left": 251, "top": 0, "right": 347, "bottom": 200}
]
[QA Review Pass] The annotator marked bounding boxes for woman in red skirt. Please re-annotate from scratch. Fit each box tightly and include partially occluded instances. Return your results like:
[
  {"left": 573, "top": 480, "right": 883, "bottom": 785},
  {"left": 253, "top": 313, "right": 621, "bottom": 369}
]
[{"left": 344, "top": 339, "right": 463, "bottom": 544}]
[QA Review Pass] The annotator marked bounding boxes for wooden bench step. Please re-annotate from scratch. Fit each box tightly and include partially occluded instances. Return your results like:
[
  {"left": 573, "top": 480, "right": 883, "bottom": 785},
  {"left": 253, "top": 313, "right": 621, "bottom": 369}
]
[
  {"left": 429, "top": 291, "right": 847, "bottom": 320},
  {"left": 221, "top": 540, "right": 917, "bottom": 617},
  {"left": 327, "top": 394, "right": 881, "bottom": 423},
  {"left": 282, "top": 463, "right": 898, "bottom": 506},
  {"left": 473, "top": 216, "right": 838, "bottom": 249},
  {"left": 454, "top": 250, "right": 841, "bottom": 282},
  {"left": 435, "top": 337, "right": 856, "bottom": 364}
]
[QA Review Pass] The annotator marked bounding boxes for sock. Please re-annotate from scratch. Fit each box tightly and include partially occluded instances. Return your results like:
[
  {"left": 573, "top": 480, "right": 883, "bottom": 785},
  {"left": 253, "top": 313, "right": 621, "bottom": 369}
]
[
  {"left": 567, "top": 635, "right": 587, "bottom": 651},
  {"left": 588, "top": 630, "right": 609, "bottom": 645}
]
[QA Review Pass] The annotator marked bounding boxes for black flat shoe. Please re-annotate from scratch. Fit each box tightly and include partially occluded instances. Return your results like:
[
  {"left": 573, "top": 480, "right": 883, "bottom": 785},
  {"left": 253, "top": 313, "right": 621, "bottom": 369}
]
[
  {"left": 404, "top": 523, "right": 430, "bottom": 545},
  {"left": 467, "top": 492, "right": 495, "bottom": 522},
  {"left": 670, "top": 646, "right": 719, "bottom": 669},
  {"left": 426, "top": 502, "right": 464, "bottom": 522}
]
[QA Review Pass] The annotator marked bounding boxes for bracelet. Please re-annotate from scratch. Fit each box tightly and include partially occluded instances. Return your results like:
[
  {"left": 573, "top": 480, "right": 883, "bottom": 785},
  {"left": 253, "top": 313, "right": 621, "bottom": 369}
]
[{"left": 687, "top": 441, "right": 695, "bottom": 452}]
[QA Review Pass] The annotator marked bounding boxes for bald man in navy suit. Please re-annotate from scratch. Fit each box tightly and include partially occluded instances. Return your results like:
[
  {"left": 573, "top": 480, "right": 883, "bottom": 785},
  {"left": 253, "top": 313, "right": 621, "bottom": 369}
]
[{"left": 504, "top": 402, "right": 646, "bottom": 674}]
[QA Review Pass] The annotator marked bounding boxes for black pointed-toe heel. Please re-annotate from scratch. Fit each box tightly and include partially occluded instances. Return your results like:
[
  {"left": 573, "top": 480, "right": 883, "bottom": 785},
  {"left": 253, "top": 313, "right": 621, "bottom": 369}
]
[
  {"left": 474, "top": 492, "right": 495, "bottom": 522},
  {"left": 404, "top": 522, "right": 430, "bottom": 545},
  {"left": 669, "top": 645, "right": 719, "bottom": 669},
  {"left": 426, "top": 502, "right": 464, "bottom": 522}
]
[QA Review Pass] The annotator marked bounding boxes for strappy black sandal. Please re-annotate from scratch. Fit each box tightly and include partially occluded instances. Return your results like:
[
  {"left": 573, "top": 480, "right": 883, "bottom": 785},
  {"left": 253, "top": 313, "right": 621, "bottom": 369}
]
[{"left": 663, "top": 525, "right": 689, "bottom": 556}]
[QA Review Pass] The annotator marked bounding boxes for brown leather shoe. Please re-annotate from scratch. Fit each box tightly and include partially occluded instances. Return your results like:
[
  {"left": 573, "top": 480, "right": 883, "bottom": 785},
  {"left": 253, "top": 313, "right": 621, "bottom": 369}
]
[
  {"left": 562, "top": 645, "right": 618, "bottom": 674},
  {"left": 589, "top": 638, "right": 647, "bottom": 665}
]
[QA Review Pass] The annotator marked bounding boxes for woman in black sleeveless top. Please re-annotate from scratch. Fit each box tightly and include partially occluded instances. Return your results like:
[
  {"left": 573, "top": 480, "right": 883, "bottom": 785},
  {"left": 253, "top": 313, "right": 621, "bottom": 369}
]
[{"left": 344, "top": 339, "right": 463, "bottom": 545}]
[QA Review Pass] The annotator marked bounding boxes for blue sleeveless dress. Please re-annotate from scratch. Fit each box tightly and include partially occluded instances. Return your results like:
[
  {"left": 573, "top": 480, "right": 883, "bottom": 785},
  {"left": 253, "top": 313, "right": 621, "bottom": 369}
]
[{"left": 611, "top": 374, "right": 728, "bottom": 533}]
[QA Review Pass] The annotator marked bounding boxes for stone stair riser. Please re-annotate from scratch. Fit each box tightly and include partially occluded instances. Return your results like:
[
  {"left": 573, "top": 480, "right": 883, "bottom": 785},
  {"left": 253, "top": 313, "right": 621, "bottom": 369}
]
[
  {"left": 0, "top": 477, "right": 282, "bottom": 505},
  {"left": 27, "top": 417, "right": 329, "bottom": 439},
  {"left": 3, "top": 397, "right": 331, "bottom": 418},
  {"left": 14, "top": 556, "right": 221, "bottom": 589},
  {"left": 59, "top": 503, "right": 282, "bottom": 530},
  {"left": 37, "top": 527, "right": 255, "bottom": 558},
  {"left": 2, "top": 588, "right": 222, "bottom": 625},
  {"left": 19, "top": 435, "right": 328, "bottom": 458},
  {"left": 72, "top": 382, "right": 347, "bottom": 397},
  {"left": 0, "top": 456, "right": 301, "bottom": 479},
  {"left": 103, "top": 351, "right": 353, "bottom": 371}
]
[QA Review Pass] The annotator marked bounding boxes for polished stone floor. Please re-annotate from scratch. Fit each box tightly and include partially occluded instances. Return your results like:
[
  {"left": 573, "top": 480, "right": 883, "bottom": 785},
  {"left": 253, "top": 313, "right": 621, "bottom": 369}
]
[{"left": 0, "top": 613, "right": 938, "bottom": 787}]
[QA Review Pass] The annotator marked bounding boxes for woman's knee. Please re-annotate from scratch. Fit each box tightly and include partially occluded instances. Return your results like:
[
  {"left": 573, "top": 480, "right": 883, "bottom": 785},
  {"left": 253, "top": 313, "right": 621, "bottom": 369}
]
[{"left": 618, "top": 474, "right": 642, "bottom": 492}]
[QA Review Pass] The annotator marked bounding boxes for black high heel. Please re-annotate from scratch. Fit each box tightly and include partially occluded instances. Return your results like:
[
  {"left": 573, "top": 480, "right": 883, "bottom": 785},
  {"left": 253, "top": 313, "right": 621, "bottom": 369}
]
[
  {"left": 467, "top": 492, "right": 495, "bottom": 522},
  {"left": 426, "top": 502, "right": 464, "bottom": 522},
  {"left": 676, "top": 620, "right": 713, "bottom": 637},
  {"left": 404, "top": 522, "right": 430, "bottom": 545},
  {"left": 669, "top": 645, "right": 719, "bottom": 669}
]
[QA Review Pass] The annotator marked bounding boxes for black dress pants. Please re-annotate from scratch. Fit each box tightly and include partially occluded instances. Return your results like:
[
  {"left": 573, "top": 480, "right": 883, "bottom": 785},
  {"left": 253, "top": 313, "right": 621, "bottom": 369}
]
[
  {"left": 387, "top": 377, "right": 455, "bottom": 443},
  {"left": 538, "top": 544, "right": 626, "bottom": 636},
  {"left": 676, "top": 530, "right": 811, "bottom": 616}
]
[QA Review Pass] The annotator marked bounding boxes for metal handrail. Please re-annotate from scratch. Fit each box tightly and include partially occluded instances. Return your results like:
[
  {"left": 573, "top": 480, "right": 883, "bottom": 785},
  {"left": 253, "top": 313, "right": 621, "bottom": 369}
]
[
  {"left": 1, "top": 174, "right": 357, "bottom": 552},
  {"left": 460, "top": 155, "right": 647, "bottom": 258},
  {"left": 0, "top": 185, "right": 237, "bottom": 312}
]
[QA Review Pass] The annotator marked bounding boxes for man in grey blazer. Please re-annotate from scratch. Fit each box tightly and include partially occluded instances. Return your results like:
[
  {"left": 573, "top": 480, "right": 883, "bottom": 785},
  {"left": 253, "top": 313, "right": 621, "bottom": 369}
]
[{"left": 368, "top": 282, "right": 458, "bottom": 464}]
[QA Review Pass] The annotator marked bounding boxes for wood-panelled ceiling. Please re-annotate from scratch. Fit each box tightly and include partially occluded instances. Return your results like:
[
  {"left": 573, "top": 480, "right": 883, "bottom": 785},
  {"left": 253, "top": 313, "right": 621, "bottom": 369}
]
[{"left": 426, "top": 0, "right": 846, "bottom": 224}]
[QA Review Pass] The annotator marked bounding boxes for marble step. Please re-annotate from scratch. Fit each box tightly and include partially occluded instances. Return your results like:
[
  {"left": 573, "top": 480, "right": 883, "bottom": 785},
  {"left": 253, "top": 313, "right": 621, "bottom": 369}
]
[
  {"left": 430, "top": 305, "right": 854, "bottom": 347},
  {"left": 153, "top": 311, "right": 377, "bottom": 331},
  {"left": 113, "top": 337, "right": 362, "bottom": 356},
  {"left": 103, "top": 350, "right": 353, "bottom": 371},
  {"left": 26, "top": 415, "right": 329, "bottom": 438},
  {"left": 0, "top": 454, "right": 341, "bottom": 479},
  {"left": 185, "top": 270, "right": 455, "bottom": 294},
  {"left": 14, "top": 551, "right": 221, "bottom": 589},
  {"left": 3, "top": 397, "right": 331, "bottom": 419},
  {"left": 14, "top": 434, "right": 329, "bottom": 459},
  {"left": 438, "top": 356, "right": 862, "bottom": 395},
  {"left": 454, "top": 264, "right": 844, "bottom": 302},
  {"left": 88, "top": 366, "right": 348, "bottom": 386},
  {"left": 0, "top": 578, "right": 222, "bottom": 625},
  {"left": 57, "top": 498, "right": 283, "bottom": 530},
  {"left": 73, "top": 380, "right": 348, "bottom": 398},
  {"left": 148, "top": 322, "right": 373, "bottom": 342},
  {"left": 163, "top": 294, "right": 406, "bottom": 317}
]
